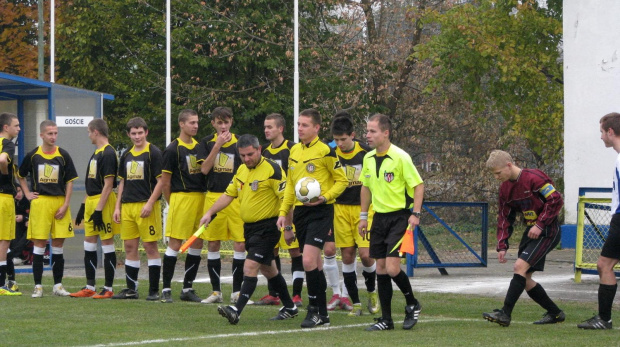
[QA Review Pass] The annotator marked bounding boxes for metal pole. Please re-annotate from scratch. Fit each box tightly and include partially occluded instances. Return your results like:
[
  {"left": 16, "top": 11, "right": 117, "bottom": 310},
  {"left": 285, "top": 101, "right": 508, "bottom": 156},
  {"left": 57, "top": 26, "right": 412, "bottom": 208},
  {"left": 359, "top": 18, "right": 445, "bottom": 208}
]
[
  {"left": 37, "top": 0, "right": 44, "bottom": 80},
  {"left": 166, "top": 0, "right": 172, "bottom": 146},
  {"left": 50, "top": 0, "right": 55, "bottom": 83},
  {"left": 293, "top": 0, "right": 299, "bottom": 143}
]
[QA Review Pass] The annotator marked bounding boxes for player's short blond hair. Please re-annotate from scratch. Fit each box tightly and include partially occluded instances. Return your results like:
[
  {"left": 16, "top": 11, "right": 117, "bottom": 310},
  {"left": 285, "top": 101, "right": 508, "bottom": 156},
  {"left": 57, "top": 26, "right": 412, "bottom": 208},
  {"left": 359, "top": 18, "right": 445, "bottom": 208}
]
[{"left": 486, "top": 150, "right": 513, "bottom": 169}]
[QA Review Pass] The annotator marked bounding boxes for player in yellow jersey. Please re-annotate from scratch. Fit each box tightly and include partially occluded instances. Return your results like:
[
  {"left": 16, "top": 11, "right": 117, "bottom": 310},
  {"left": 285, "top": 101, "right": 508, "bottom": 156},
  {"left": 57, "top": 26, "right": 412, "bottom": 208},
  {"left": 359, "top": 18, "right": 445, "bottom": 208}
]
[
  {"left": 0, "top": 113, "right": 21, "bottom": 296},
  {"left": 71, "top": 119, "right": 119, "bottom": 299},
  {"left": 277, "top": 108, "right": 348, "bottom": 328},
  {"left": 19, "top": 120, "right": 78, "bottom": 298}
]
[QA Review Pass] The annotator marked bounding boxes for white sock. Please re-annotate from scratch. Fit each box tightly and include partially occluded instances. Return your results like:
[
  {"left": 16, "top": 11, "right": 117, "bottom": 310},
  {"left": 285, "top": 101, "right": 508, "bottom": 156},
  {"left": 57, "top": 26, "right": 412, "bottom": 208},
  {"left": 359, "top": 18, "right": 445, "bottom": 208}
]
[{"left": 323, "top": 255, "right": 341, "bottom": 295}]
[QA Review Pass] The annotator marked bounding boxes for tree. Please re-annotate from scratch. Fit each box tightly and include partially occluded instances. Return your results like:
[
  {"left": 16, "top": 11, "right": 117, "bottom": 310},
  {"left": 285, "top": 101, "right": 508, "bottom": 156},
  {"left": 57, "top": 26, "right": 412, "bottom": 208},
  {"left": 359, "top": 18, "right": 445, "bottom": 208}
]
[
  {"left": 0, "top": 0, "right": 45, "bottom": 78},
  {"left": 416, "top": 0, "right": 564, "bottom": 169}
]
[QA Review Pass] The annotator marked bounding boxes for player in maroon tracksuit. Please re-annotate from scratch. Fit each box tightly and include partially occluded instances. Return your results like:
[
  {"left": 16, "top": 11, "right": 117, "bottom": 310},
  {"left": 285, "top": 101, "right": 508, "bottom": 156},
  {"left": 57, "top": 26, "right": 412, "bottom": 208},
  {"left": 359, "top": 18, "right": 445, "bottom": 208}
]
[{"left": 482, "top": 150, "right": 565, "bottom": 327}]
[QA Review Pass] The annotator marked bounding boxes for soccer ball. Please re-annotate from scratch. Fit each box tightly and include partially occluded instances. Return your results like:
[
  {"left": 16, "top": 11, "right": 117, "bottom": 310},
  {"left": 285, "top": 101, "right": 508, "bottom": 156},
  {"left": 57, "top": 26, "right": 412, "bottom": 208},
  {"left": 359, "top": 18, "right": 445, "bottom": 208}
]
[{"left": 295, "top": 177, "right": 321, "bottom": 203}]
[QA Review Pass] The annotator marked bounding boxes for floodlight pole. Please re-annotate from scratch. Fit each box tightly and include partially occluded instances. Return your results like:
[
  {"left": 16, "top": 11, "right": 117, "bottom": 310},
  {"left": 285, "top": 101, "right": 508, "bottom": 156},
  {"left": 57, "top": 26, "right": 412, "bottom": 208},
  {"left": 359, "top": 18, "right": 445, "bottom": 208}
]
[
  {"left": 50, "top": 0, "right": 55, "bottom": 83},
  {"left": 294, "top": 0, "right": 299, "bottom": 143},
  {"left": 166, "top": 0, "right": 172, "bottom": 145},
  {"left": 38, "top": 0, "right": 44, "bottom": 80}
]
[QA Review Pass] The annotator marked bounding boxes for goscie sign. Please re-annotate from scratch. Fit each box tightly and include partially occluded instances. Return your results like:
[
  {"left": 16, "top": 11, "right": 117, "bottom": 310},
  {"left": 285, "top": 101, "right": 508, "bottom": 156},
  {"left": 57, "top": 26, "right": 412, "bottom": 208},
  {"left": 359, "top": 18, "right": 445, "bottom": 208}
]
[{"left": 56, "top": 116, "right": 94, "bottom": 127}]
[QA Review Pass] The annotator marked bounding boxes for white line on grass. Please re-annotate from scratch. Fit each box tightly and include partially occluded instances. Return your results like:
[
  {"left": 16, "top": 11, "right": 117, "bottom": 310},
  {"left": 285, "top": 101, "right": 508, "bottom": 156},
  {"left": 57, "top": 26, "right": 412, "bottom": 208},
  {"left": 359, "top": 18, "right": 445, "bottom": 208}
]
[{"left": 78, "top": 317, "right": 531, "bottom": 347}]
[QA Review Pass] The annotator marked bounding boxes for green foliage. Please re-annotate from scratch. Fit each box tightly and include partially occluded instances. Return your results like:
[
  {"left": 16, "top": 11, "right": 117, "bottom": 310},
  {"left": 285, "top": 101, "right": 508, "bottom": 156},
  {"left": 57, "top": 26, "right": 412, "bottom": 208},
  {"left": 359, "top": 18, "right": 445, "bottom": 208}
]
[{"left": 416, "top": 0, "right": 564, "bottom": 166}]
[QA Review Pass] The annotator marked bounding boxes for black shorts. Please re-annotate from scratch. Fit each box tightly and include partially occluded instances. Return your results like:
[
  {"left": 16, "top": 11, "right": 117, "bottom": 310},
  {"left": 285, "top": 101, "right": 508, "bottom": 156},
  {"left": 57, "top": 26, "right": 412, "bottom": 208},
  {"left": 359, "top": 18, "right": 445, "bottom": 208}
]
[
  {"left": 601, "top": 213, "right": 620, "bottom": 259},
  {"left": 293, "top": 204, "right": 334, "bottom": 251},
  {"left": 518, "top": 222, "right": 561, "bottom": 272},
  {"left": 369, "top": 209, "right": 410, "bottom": 259},
  {"left": 244, "top": 217, "right": 281, "bottom": 265}
]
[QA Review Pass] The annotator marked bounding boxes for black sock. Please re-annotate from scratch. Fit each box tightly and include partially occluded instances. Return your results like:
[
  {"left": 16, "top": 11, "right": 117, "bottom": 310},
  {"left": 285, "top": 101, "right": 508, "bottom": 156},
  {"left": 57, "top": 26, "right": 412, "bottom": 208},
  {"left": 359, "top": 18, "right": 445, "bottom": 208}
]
[
  {"left": 377, "top": 274, "right": 393, "bottom": 320},
  {"left": 306, "top": 268, "right": 320, "bottom": 308},
  {"left": 85, "top": 250, "right": 97, "bottom": 287},
  {"left": 232, "top": 258, "right": 245, "bottom": 292},
  {"left": 317, "top": 270, "right": 328, "bottom": 316},
  {"left": 126, "top": 265, "right": 140, "bottom": 291},
  {"left": 343, "top": 271, "right": 360, "bottom": 304},
  {"left": 149, "top": 264, "right": 161, "bottom": 294},
  {"left": 269, "top": 273, "right": 294, "bottom": 307},
  {"left": 183, "top": 254, "right": 201, "bottom": 289},
  {"left": 162, "top": 255, "right": 177, "bottom": 289},
  {"left": 33, "top": 254, "right": 44, "bottom": 285},
  {"left": 526, "top": 283, "right": 560, "bottom": 314},
  {"left": 291, "top": 255, "right": 304, "bottom": 297},
  {"left": 598, "top": 283, "right": 617, "bottom": 321},
  {"left": 502, "top": 274, "right": 526, "bottom": 316},
  {"left": 236, "top": 276, "right": 258, "bottom": 314},
  {"left": 268, "top": 256, "right": 281, "bottom": 297},
  {"left": 0, "top": 264, "right": 6, "bottom": 287},
  {"left": 392, "top": 270, "right": 416, "bottom": 306},
  {"left": 208, "top": 258, "right": 222, "bottom": 292},
  {"left": 51, "top": 254, "right": 64, "bottom": 285},
  {"left": 6, "top": 252, "right": 15, "bottom": 281},
  {"left": 363, "top": 269, "right": 376, "bottom": 293},
  {"left": 103, "top": 251, "right": 116, "bottom": 288}
]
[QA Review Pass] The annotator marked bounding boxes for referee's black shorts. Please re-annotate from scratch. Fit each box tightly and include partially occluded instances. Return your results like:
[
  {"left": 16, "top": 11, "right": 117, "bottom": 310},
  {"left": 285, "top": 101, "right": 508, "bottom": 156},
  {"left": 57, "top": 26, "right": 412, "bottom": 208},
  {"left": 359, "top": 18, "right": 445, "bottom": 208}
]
[
  {"left": 293, "top": 204, "right": 334, "bottom": 251},
  {"left": 369, "top": 209, "right": 410, "bottom": 259},
  {"left": 244, "top": 217, "right": 281, "bottom": 265},
  {"left": 518, "top": 221, "right": 561, "bottom": 272},
  {"left": 601, "top": 213, "right": 620, "bottom": 260}
]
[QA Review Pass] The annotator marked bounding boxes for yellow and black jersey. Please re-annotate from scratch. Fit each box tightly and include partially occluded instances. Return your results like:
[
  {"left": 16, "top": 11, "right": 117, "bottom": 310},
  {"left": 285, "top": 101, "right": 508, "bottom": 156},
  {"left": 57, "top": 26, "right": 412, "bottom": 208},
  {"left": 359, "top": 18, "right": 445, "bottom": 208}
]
[
  {"left": 118, "top": 143, "right": 163, "bottom": 203},
  {"left": 336, "top": 141, "right": 372, "bottom": 205},
  {"left": 0, "top": 137, "right": 16, "bottom": 195},
  {"left": 162, "top": 138, "right": 206, "bottom": 193},
  {"left": 198, "top": 133, "right": 241, "bottom": 193},
  {"left": 262, "top": 139, "right": 295, "bottom": 172},
  {"left": 18, "top": 146, "right": 78, "bottom": 196},
  {"left": 85, "top": 144, "right": 118, "bottom": 196},
  {"left": 279, "top": 136, "right": 348, "bottom": 216},
  {"left": 225, "top": 157, "right": 285, "bottom": 223}
]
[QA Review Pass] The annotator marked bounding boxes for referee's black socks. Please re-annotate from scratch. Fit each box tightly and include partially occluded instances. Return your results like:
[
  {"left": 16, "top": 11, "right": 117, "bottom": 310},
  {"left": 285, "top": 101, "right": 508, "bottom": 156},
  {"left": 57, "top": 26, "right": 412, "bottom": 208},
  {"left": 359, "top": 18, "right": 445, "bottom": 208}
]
[
  {"left": 236, "top": 276, "right": 258, "bottom": 314},
  {"left": 268, "top": 273, "right": 294, "bottom": 308},
  {"left": 377, "top": 274, "right": 393, "bottom": 319},
  {"left": 392, "top": 270, "right": 417, "bottom": 306},
  {"left": 598, "top": 283, "right": 618, "bottom": 321}
]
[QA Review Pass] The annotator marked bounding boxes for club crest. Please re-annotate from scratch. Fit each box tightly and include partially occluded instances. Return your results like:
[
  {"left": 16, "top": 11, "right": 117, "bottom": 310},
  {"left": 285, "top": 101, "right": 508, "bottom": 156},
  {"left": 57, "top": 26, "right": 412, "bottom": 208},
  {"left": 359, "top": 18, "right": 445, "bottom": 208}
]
[
  {"left": 306, "top": 163, "right": 316, "bottom": 173},
  {"left": 251, "top": 180, "right": 259, "bottom": 191},
  {"left": 384, "top": 172, "right": 394, "bottom": 183}
]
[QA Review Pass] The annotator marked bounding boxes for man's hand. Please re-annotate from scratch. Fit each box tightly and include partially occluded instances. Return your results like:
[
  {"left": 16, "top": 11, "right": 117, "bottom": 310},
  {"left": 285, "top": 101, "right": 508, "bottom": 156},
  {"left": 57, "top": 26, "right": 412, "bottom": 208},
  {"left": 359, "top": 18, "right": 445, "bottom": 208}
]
[
  {"left": 25, "top": 192, "right": 39, "bottom": 201},
  {"left": 113, "top": 208, "right": 121, "bottom": 224},
  {"left": 528, "top": 225, "right": 542, "bottom": 240},
  {"left": 303, "top": 195, "right": 326, "bottom": 207},
  {"left": 498, "top": 250, "right": 507, "bottom": 263},
  {"left": 408, "top": 214, "right": 420, "bottom": 229},
  {"left": 216, "top": 130, "right": 232, "bottom": 146},
  {"left": 199, "top": 213, "right": 213, "bottom": 229},
  {"left": 358, "top": 220, "right": 369, "bottom": 238},
  {"left": 283, "top": 226, "right": 296, "bottom": 246},
  {"left": 140, "top": 202, "right": 153, "bottom": 218},
  {"left": 89, "top": 210, "right": 106, "bottom": 232},
  {"left": 276, "top": 216, "right": 287, "bottom": 230},
  {"left": 75, "top": 203, "right": 86, "bottom": 225},
  {"left": 55, "top": 205, "right": 68, "bottom": 220}
]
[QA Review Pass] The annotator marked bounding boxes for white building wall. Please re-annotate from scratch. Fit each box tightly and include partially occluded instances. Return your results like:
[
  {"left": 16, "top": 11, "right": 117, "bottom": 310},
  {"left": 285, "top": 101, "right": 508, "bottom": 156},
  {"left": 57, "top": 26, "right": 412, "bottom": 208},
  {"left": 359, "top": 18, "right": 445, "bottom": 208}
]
[{"left": 563, "top": 0, "right": 620, "bottom": 223}]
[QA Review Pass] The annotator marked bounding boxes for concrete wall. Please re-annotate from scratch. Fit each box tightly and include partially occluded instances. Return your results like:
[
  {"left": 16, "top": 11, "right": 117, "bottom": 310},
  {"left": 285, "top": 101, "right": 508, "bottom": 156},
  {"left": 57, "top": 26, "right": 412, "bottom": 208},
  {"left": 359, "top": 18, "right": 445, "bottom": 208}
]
[{"left": 563, "top": 0, "right": 620, "bottom": 223}]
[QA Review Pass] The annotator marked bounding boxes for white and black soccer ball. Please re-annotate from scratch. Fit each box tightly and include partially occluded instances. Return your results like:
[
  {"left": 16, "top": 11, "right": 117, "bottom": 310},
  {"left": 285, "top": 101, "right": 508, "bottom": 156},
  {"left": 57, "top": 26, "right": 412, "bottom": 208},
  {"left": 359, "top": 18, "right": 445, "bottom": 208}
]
[{"left": 295, "top": 177, "right": 321, "bottom": 203}]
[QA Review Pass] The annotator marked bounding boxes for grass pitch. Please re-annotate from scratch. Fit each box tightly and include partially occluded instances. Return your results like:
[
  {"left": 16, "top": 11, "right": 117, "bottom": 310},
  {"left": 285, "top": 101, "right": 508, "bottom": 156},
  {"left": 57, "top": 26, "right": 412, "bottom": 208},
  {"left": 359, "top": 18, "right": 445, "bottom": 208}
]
[{"left": 1, "top": 275, "right": 617, "bottom": 346}]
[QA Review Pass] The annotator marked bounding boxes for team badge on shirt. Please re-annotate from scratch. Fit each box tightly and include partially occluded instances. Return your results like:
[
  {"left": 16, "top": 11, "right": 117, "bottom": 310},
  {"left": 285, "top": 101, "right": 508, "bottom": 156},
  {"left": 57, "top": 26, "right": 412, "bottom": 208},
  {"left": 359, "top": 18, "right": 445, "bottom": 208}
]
[
  {"left": 214, "top": 152, "right": 235, "bottom": 174},
  {"left": 186, "top": 154, "right": 201, "bottom": 174},
  {"left": 38, "top": 163, "right": 59, "bottom": 183},
  {"left": 306, "top": 163, "right": 315, "bottom": 173},
  {"left": 251, "top": 180, "right": 259, "bottom": 191},
  {"left": 384, "top": 172, "right": 394, "bottom": 183},
  {"left": 127, "top": 160, "right": 145, "bottom": 180},
  {"left": 88, "top": 159, "right": 97, "bottom": 179}
]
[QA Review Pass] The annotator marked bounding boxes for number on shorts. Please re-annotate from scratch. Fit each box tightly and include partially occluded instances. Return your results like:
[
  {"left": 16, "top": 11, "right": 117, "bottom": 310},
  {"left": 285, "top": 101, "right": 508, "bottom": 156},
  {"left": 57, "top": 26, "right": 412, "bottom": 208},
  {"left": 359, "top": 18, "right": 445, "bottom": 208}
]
[
  {"left": 106, "top": 223, "right": 112, "bottom": 233},
  {"left": 149, "top": 225, "right": 156, "bottom": 235}
]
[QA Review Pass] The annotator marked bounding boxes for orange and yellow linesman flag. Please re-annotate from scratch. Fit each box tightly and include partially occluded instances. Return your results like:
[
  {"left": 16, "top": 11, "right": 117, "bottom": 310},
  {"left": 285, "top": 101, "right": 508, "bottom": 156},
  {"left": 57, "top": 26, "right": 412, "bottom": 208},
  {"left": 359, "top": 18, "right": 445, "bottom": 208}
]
[
  {"left": 390, "top": 225, "right": 415, "bottom": 256},
  {"left": 180, "top": 225, "right": 206, "bottom": 253}
]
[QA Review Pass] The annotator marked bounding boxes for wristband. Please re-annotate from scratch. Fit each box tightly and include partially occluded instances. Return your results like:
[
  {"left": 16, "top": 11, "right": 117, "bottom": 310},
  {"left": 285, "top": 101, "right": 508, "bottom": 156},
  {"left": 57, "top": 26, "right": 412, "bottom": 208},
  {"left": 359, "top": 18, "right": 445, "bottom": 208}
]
[{"left": 360, "top": 212, "right": 368, "bottom": 220}]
